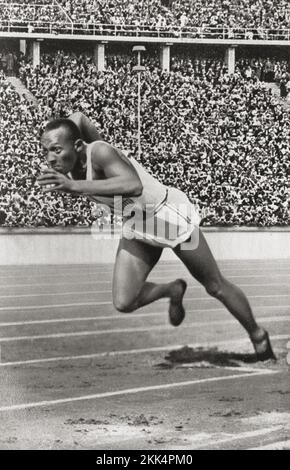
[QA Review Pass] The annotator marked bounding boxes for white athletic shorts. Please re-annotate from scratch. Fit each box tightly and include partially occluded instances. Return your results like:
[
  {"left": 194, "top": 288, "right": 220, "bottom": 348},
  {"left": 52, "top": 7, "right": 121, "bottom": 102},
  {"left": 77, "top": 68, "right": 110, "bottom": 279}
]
[{"left": 122, "top": 187, "right": 200, "bottom": 249}]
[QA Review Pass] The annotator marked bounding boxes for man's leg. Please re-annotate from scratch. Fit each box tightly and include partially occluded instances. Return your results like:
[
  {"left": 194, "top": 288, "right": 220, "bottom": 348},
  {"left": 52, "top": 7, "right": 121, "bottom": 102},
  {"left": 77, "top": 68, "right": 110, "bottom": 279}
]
[
  {"left": 174, "top": 230, "right": 276, "bottom": 360},
  {"left": 112, "top": 237, "right": 187, "bottom": 325}
]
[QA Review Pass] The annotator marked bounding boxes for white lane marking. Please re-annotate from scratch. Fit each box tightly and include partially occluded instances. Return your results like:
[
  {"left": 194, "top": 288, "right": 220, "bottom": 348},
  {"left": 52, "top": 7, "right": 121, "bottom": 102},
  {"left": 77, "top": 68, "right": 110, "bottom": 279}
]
[
  {"left": 1, "top": 259, "right": 289, "bottom": 267},
  {"left": 0, "top": 311, "right": 168, "bottom": 326},
  {"left": 0, "top": 294, "right": 290, "bottom": 311},
  {"left": 0, "top": 267, "right": 289, "bottom": 280},
  {"left": 2, "top": 261, "right": 288, "bottom": 273},
  {"left": 152, "top": 274, "right": 290, "bottom": 281},
  {"left": 0, "top": 369, "right": 280, "bottom": 412},
  {"left": 0, "top": 304, "right": 288, "bottom": 318},
  {"left": 248, "top": 440, "right": 290, "bottom": 450},
  {"left": 0, "top": 283, "right": 288, "bottom": 299},
  {"left": 188, "top": 427, "right": 284, "bottom": 450},
  {"left": 0, "top": 313, "right": 288, "bottom": 328},
  {"left": 0, "top": 318, "right": 289, "bottom": 343},
  {"left": 0, "top": 281, "right": 112, "bottom": 288},
  {"left": 0, "top": 275, "right": 289, "bottom": 289},
  {"left": 0, "top": 302, "right": 112, "bottom": 311},
  {"left": 0, "top": 334, "right": 287, "bottom": 367},
  {"left": 0, "top": 290, "right": 113, "bottom": 299}
]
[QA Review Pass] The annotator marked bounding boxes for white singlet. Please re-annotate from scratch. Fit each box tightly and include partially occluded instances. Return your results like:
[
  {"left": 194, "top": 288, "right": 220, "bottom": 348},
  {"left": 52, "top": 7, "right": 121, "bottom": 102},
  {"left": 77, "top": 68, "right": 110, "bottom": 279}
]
[{"left": 85, "top": 142, "right": 200, "bottom": 249}]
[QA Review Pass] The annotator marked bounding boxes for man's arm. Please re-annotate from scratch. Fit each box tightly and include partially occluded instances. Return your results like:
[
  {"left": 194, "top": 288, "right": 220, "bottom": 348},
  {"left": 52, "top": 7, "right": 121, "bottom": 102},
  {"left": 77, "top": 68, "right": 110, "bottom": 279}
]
[
  {"left": 38, "top": 142, "right": 143, "bottom": 197},
  {"left": 68, "top": 112, "right": 104, "bottom": 142},
  {"left": 71, "top": 142, "right": 143, "bottom": 197}
]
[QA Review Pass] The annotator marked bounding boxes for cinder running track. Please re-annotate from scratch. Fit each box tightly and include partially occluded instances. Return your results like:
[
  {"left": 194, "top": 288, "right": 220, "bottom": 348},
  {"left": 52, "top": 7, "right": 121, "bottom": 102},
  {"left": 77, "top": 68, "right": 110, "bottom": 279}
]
[{"left": 0, "top": 259, "right": 289, "bottom": 450}]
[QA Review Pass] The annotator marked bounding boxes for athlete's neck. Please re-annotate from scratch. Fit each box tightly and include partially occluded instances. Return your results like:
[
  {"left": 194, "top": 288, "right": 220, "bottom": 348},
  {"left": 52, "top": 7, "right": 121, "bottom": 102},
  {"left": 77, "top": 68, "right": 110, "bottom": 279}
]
[{"left": 71, "top": 143, "right": 88, "bottom": 180}]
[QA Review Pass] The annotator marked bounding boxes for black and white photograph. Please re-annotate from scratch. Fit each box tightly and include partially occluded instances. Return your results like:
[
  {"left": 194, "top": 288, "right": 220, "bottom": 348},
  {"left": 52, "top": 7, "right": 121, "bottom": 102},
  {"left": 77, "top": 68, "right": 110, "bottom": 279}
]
[{"left": 0, "top": 0, "right": 289, "bottom": 453}]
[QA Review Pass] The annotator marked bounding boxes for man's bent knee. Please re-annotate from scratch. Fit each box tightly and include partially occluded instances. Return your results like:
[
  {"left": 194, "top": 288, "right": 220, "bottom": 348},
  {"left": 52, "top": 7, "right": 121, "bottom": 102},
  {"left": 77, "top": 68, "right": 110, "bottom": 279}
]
[
  {"left": 205, "top": 279, "right": 225, "bottom": 301},
  {"left": 113, "top": 297, "right": 136, "bottom": 313}
]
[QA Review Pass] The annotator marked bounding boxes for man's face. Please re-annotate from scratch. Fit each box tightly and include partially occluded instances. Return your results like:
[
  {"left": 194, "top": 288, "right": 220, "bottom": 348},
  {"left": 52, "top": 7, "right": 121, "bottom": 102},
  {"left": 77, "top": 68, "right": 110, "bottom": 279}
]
[{"left": 41, "top": 127, "right": 80, "bottom": 174}]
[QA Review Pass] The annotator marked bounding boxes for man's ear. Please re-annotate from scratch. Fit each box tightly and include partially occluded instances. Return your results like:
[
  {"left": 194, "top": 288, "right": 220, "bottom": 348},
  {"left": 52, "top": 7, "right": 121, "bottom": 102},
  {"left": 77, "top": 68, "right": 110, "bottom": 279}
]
[{"left": 74, "top": 139, "right": 84, "bottom": 153}]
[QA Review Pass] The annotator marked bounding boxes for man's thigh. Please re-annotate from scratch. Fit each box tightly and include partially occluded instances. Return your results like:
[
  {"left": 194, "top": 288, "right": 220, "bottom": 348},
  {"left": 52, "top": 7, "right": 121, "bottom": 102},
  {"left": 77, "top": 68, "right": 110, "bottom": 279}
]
[{"left": 112, "top": 237, "right": 163, "bottom": 306}]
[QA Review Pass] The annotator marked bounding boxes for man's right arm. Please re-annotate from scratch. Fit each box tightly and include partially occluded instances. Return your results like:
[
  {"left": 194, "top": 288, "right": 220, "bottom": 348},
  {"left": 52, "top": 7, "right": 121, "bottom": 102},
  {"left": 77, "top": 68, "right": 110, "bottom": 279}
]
[{"left": 68, "top": 112, "right": 104, "bottom": 143}]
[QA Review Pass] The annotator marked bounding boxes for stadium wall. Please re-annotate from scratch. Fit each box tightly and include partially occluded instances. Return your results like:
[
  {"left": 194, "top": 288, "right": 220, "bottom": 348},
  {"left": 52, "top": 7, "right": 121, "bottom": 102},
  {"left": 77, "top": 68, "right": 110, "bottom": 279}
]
[{"left": 0, "top": 227, "right": 289, "bottom": 265}]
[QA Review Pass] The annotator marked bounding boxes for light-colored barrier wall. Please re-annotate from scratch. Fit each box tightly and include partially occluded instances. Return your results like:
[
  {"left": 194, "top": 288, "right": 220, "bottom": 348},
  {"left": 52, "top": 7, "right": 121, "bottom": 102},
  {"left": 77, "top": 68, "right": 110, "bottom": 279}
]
[{"left": 0, "top": 227, "right": 289, "bottom": 265}]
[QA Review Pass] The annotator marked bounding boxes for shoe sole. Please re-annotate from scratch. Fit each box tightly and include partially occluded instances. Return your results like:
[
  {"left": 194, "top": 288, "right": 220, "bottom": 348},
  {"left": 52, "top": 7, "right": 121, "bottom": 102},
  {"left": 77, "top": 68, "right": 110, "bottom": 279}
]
[{"left": 169, "top": 279, "right": 187, "bottom": 327}]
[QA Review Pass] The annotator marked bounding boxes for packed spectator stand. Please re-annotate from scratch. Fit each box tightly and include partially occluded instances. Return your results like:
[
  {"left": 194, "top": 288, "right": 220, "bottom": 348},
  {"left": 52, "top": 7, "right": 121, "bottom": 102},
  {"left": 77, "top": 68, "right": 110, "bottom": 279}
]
[
  {"left": 1, "top": 1, "right": 290, "bottom": 39},
  {"left": 0, "top": 46, "right": 288, "bottom": 228}
]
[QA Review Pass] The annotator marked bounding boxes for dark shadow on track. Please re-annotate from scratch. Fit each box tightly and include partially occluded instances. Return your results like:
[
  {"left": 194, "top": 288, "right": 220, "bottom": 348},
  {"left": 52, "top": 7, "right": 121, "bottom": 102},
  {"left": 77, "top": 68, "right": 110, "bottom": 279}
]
[{"left": 154, "top": 346, "right": 264, "bottom": 368}]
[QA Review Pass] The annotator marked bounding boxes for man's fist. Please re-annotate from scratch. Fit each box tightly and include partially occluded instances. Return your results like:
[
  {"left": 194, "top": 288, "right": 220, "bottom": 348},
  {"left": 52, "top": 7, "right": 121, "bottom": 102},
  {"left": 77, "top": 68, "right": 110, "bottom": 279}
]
[{"left": 37, "top": 167, "right": 74, "bottom": 193}]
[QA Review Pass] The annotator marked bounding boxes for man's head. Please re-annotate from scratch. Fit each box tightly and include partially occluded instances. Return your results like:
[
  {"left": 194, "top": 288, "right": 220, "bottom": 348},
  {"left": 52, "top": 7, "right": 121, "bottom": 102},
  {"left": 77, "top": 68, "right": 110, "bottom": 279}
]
[{"left": 41, "top": 119, "right": 83, "bottom": 174}]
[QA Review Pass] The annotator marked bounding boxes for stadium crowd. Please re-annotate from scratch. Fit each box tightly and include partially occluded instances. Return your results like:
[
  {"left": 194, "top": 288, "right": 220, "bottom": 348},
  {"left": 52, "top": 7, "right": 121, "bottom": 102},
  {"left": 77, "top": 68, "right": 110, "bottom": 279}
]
[
  {"left": 60, "top": 0, "right": 290, "bottom": 30},
  {"left": 0, "top": 0, "right": 290, "bottom": 37},
  {"left": 0, "top": 50, "right": 288, "bottom": 228},
  {"left": 0, "top": 0, "right": 69, "bottom": 32},
  {"left": 235, "top": 57, "right": 288, "bottom": 82},
  {"left": 0, "top": 70, "right": 99, "bottom": 227},
  {"left": 234, "top": 57, "right": 290, "bottom": 98}
]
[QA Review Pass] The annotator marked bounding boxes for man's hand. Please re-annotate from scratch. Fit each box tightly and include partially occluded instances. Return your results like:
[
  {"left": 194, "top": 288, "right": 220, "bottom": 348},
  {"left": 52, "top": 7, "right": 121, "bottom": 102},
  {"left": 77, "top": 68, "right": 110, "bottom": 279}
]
[{"left": 37, "top": 168, "right": 74, "bottom": 193}]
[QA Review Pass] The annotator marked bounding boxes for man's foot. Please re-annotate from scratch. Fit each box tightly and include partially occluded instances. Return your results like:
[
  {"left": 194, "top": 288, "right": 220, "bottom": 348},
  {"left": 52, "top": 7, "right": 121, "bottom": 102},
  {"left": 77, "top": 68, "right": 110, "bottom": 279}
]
[
  {"left": 168, "top": 279, "right": 187, "bottom": 327},
  {"left": 250, "top": 329, "right": 277, "bottom": 362}
]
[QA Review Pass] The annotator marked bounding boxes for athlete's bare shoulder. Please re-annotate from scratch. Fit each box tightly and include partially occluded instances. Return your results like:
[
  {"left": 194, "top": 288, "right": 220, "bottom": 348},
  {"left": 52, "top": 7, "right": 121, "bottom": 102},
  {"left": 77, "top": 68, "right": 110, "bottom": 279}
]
[
  {"left": 90, "top": 141, "right": 134, "bottom": 171},
  {"left": 90, "top": 140, "right": 113, "bottom": 151},
  {"left": 90, "top": 140, "right": 115, "bottom": 161}
]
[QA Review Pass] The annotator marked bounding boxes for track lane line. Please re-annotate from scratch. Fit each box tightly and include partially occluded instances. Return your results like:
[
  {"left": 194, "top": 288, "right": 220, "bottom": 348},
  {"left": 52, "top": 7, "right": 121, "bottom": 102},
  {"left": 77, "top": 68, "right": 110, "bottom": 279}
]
[
  {"left": 98, "top": 425, "right": 285, "bottom": 449},
  {"left": 248, "top": 440, "right": 290, "bottom": 450},
  {"left": 0, "top": 320, "right": 288, "bottom": 342},
  {"left": 185, "top": 426, "right": 285, "bottom": 450},
  {"left": 2, "top": 261, "right": 289, "bottom": 273},
  {"left": 0, "top": 334, "right": 287, "bottom": 367},
  {"left": 0, "top": 313, "right": 289, "bottom": 328},
  {"left": 0, "top": 283, "right": 288, "bottom": 299},
  {"left": 0, "top": 267, "right": 289, "bottom": 280},
  {"left": 0, "top": 294, "right": 290, "bottom": 311},
  {"left": 1, "top": 275, "right": 289, "bottom": 288},
  {"left": 0, "top": 369, "right": 281, "bottom": 412},
  {"left": 0, "top": 302, "right": 111, "bottom": 311},
  {"left": 0, "top": 304, "right": 288, "bottom": 318}
]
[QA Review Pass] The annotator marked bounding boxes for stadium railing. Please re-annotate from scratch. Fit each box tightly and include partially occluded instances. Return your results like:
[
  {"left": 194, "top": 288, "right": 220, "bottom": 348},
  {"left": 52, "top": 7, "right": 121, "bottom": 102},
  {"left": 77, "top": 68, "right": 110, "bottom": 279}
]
[{"left": 1, "top": 20, "right": 290, "bottom": 40}]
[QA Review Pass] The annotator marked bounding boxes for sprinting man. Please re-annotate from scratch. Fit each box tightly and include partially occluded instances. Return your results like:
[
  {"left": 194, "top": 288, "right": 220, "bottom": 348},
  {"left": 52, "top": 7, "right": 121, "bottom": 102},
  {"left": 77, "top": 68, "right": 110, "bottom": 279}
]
[{"left": 37, "top": 112, "right": 276, "bottom": 362}]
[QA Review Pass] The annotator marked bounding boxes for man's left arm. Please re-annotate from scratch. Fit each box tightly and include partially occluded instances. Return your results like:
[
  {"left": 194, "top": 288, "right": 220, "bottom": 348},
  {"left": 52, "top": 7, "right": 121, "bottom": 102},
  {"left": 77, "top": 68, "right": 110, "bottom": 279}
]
[{"left": 38, "top": 142, "right": 143, "bottom": 197}]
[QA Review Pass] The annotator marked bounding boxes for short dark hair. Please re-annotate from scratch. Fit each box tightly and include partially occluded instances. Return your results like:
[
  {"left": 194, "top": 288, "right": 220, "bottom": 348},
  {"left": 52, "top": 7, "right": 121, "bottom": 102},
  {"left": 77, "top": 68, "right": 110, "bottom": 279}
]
[{"left": 43, "top": 118, "right": 81, "bottom": 142}]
